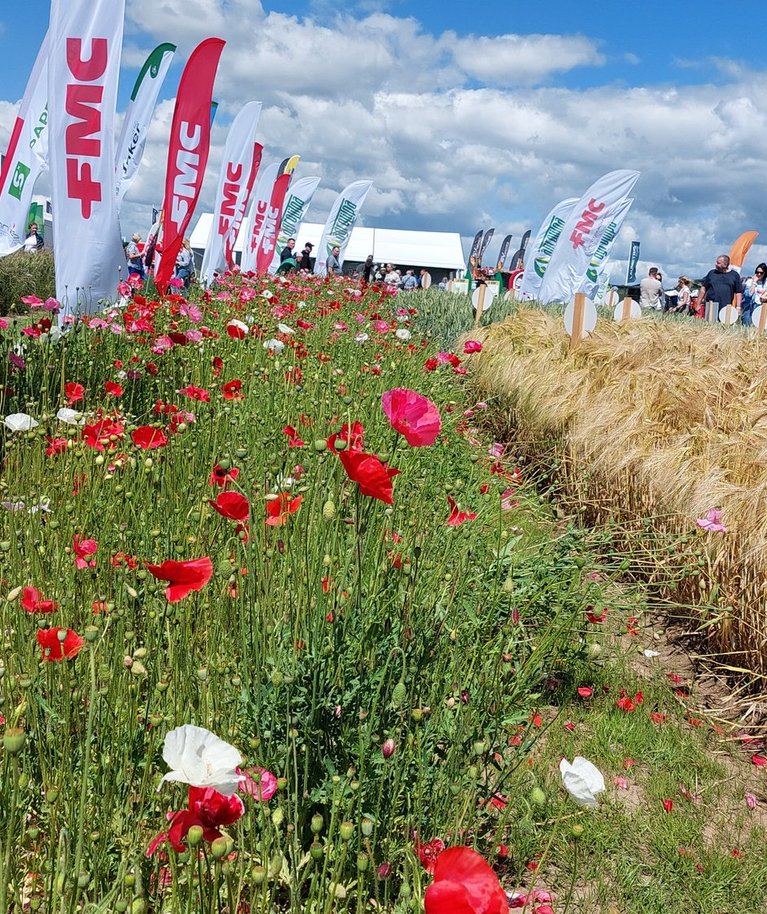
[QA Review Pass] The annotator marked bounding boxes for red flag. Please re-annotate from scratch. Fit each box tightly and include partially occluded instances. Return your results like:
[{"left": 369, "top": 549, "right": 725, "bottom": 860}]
[
  {"left": 155, "top": 37, "right": 225, "bottom": 292},
  {"left": 255, "top": 155, "right": 300, "bottom": 274},
  {"left": 225, "top": 142, "right": 262, "bottom": 269}
]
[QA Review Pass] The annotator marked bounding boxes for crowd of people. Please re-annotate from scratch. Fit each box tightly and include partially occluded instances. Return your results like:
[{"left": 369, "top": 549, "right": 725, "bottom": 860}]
[{"left": 639, "top": 254, "right": 767, "bottom": 326}]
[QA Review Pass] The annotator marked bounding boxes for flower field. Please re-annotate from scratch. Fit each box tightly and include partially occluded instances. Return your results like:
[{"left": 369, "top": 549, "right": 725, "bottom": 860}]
[{"left": 0, "top": 276, "right": 606, "bottom": 913}]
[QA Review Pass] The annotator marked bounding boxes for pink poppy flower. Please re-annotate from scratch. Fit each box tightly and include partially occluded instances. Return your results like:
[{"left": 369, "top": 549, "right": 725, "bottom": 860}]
[
  {"left": 73, "top": 535, "right": 98, "bottom": 569},
  {"left": 381, "top": 388, "right": 442, "bottom": 447},
  {"left": 695, "top": 508, "right": 727, "bottom": 533}
]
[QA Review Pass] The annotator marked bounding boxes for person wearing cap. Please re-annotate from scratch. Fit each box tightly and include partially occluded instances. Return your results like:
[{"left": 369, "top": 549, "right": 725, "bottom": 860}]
[{"left": 296, "top": 242, "right": 314, "bottom": 271}]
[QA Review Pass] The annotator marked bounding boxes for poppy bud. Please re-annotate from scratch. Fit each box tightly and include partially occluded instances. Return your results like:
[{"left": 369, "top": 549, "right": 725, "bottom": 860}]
[
  {"left": 382, "top": 738, "right": 396, "bottom": 759},
  {"left": 272, "top": 807, "right": 284, "bottom": 827},
  {"left": 6, "top": 585, "right": 21, "bottom": 602},
  {"left": 211, "top": 837, "right": 228, "bottom": 859},
  {"left": 586, "top": 642, "right": 602, "bottom": 659},
  {"left": 530, "top": 787, "right": 546, "bottom": 807},
  {"left": 131, "top": 901, "right": 147, "bottom": 914},
  {"left": 3, "top": 726, "right": 26, "bottom": 754},
  {"left": 322, "top": 500, "right": 336, "bottom": 520},
  {"left": 391, "top": 681, "right": 407, "bottom": 707}
]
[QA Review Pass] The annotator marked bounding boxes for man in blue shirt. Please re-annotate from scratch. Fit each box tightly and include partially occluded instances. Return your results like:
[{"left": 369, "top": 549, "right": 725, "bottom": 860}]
[{"left": 700, "top": 254, "right": 743, "bottom": 320}]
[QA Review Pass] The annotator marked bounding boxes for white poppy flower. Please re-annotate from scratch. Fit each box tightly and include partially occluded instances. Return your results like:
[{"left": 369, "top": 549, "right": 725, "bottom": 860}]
[
  {"left": 264, "top": 339, "right": 284, "bottom": 354},
  {"left": 277, "top": 323, "right": 295, "bottom": 335},
  {"left": 395, "top": 328, "right": 411, "bottom": 341},
  {"left": 159, "top": 724, "right": 242, "bottom": 796},
  {"left": 559, "top": 756, "right": 605, "bottom": 808},
  {"left": 261, "top": 290, "right": 273, "bottom": 299},
  {"left": 354, "top": 332, "right": 369, "bottom": 344},
  {"left": 4, "top": 413, "right": 39, "bottom": 432},
  {"left": 56, "top": 408, "right": 85, "bottom": 425}
]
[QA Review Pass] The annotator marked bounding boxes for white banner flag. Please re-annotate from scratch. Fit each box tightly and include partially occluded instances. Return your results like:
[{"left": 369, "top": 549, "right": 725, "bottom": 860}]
[
  {"left": 115, "top": 42, "right": 175, "bottom": 208},
  {"left": 240, "top": 161, "right": 278, "bottom": 273},
  {"left": 49, "top": 0, "right": 126, "bottom": 319},
  {"left": 580, "top": 197, "right": 634, "bottom": 300},
  {"left": 200, "top": 101, "right": 262, "bottom": 284},
  {"left": 539, "top": 170, "right": 640, "bottom": 304},
  {"left": 0, "top": 32, "right": 50, "bottom": 256},
  {"left": 268, "top": 175, "right": 320, "bottom": 273},
  {"left": 314, "top": 180, "right": 372, "bottom": 276},
  {"left": 517, "top": 198, "right": 578, "bottom": 300}
]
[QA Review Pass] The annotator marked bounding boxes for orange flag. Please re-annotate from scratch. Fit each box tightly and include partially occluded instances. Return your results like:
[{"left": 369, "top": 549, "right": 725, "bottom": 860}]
[{"left": 729, "top": 231, "right": 759, "bottom": 270}]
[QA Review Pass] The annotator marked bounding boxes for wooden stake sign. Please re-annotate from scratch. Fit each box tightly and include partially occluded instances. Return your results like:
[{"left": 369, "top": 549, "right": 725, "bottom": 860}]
[
  {"left": 564, "top": 291, "right": 598, "bottom": 350},
  {"left": 755, "top": 304, "right": 767, "bottom": 333},
  {"left": 473, "top": 284, "right": 487, "bottom": 326},
  {"left": 614, "top": 296, "right": 641, "bottom": 322}
]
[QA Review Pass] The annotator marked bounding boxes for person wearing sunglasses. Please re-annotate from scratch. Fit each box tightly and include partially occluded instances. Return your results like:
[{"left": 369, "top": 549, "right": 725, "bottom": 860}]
[{"left": 742, "top": 262, "right": 767, "bottom": 327}]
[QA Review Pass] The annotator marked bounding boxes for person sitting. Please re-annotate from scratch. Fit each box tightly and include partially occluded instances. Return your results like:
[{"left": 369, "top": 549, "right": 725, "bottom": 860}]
[{"left": 23, "top": 222, "right": 44, "bottom": 254}]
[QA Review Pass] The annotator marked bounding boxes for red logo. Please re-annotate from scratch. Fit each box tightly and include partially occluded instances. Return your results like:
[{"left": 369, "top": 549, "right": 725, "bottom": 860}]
[
  {"left": 217, "top": 162, "right": 243, "bottom": 236},
  {"left": 570, "top": 197, "right": 605, "bottom": 249},
  {"left": 65, "top": 38, "right": 107, "bottom": 219}
]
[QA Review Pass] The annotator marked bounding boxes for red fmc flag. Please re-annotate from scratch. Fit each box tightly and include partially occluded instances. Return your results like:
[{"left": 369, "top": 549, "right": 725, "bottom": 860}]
[
  {"left": 155, "top": 37, "right": 225, "bottom": 293},
  {"left": 225, "top": 142, "right": 263, "bottom": 269},
  {"left": 255, "top": 155, "right": 300, "bottom": 274}
]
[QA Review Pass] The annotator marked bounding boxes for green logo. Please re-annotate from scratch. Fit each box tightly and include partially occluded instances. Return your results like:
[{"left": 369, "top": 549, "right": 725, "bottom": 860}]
[{"left": 9, "top": 161, "right": 30, "bottom": 201}]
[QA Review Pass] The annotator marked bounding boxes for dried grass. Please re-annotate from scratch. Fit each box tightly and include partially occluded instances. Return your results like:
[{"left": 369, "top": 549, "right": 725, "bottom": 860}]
[{"left": 465, "top": 309, "right": 767, "bottom": 679}]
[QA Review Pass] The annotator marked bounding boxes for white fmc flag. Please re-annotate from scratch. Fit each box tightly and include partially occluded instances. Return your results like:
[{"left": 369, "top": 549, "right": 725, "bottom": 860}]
[
  {"left": 200, "top": 101, "right": 262, "bottom": 285},
  {"left": 314, "top": 180, "right": 372, "bottom": 276},
  {"left": 539, "top": 170, "right": 640, "bottom": 304},
  {"left": 580, "top": 197, "right": 634, "bottom": 300},
  {"left": 49, "top": 0, "right": 126, "bottom": 319},
  {"left": 240, "top": 161, "right": 278, "bottom": 274},
  {"left": 268, "top": 175, "right": 320, "bottom": 274},
  {"left": 517, "top": 197, "right": 578, "bottom": 301},
  {"left": 0, "top": 32, "right": 50, "bottom": 256},
  {"left": 115, "top": 42, "right": 175, "bottom": 208}
]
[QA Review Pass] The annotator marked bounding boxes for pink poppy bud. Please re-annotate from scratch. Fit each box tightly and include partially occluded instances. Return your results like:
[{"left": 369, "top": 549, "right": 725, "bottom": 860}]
[{"left": 382, "top": 738, "right": 396, "bottom": 759}]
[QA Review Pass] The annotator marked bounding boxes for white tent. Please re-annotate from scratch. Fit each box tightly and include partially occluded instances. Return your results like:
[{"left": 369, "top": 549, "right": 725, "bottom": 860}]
[{"left": 189, "top": 215, "right": 465, "bottom": 271}]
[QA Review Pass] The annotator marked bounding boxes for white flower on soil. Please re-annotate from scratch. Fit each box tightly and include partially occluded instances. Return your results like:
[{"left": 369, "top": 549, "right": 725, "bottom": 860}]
[{"left": 560, "top": 756, "right": 605, "bottom": 808}]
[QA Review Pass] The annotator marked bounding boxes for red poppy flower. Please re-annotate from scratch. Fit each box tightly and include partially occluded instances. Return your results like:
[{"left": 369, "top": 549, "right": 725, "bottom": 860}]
[
  {"left": 46, "top": 437, "right": 69, "bottom": 457},
  {"left": 417, "top": 837, "right": 446, "bottom": 874},
  {"left": 326, "top": 421, "right": 364, "bottom": 454},
  {"left": 577, "top": 686, "right": 593, "bottom": 698},
  {"left": 339, "top": 450, "right": 399, "bottom": 504},
  {"left": 65, "top": 382, "right": 85, "bottom": 405},
  {"left": 131, "top": 426, "right": 169, "bottom": 449},
  {"left": 37, "top": 627, "right": 85, "bottom": 661},
  {"left": 585, "top": 607, "right": 607, "bottom": 624},
  {"left": 209, "top": 464, "right": 239, "bottom": 488},
  {"left": 145, "top": 557, "right": 214, "bottom": 602},
  {"left": 662, "top": 799, "right": 673, "bottom": 813},
  {"left": 147, "top": 786, "right": 244, "bottom": 855},
  {"left": 424, "top": 846, "right": 508, "bottom": 914},
  {"left": 283, "top": 425, "right": 305, "bottom": 447},
  {"left": 82, "top": 419, "right": 126, "bottom": 450},
  {"left": 105, "top": 381, "right": 123, "bottom": 397},
  {"left": 209, "top": 491, "right": 250, "bottom": 522},
  {"left": 73, "top": 534, "right": 98, "bottom": 569},
  {"left": 265, "top": 493, "right": 303, "bottom": 526},
  {"left": 21, "top": 586, "right": 58, "bottom": 614},
  {"left": 381, "top": 388, "right": 442, "bottom": 447},
  {"left": 212, "top": 356, "right": 224, "bottom": 377},
  {"left": 447, "top": 495, "right": 477, "bottom": 526},
  {"left": 464, "top": 340, "right": 483, "bottom": 354},
  {"left": 178, "top": 385, "right": 211, "bottom": 402},
  {"left": 221, "top": 379, "right": 244, "bottom": 400}
]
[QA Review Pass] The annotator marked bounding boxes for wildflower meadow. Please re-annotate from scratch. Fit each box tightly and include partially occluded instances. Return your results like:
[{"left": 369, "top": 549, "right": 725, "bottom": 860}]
[{"left": 2, "top": 277, "right": 767, "bottom": 914}]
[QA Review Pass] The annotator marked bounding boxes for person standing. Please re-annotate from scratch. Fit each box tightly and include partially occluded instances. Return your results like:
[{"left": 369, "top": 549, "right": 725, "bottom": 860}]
[
  {"left": 362, "top": 254, "right": 374, "bottom": 284},
  {"left": 402, "top": 269, "right": 418, "bottom": 291},
  {"left": 326, "top": 245, "right": 341, "bottom": 276},
  {"left": 280, "top": 238, "right": 297, "bottom": 263},
  {"left": 699, "top": 254, "right": 743, "bottom": 321},
  {"left": 174, "top": 238, "right": 194, "bottom": 291},
  {"left": 126, "top": 233, "right": 145, "bottom": 280},
  {"left": 639, "top": 267, "right": 663, "bottom": 310},
  {"left": 23, "top": 222, "right": 43, "bottom": 254},
  {"left": 741, "top": 262, "right": 767, "bottom": 327},
  {"left": 296, "top": 242, "right": 313, "bottom": 271}
]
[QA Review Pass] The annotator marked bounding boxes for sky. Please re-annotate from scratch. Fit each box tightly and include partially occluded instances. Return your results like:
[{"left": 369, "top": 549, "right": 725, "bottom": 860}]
[{"left": 1, "top": 0, "right": 767, "bottom": 280}]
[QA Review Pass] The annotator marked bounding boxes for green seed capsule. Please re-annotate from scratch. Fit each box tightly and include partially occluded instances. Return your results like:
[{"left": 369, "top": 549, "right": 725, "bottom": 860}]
[
  {"left": 322, "top": 500, "right": 336, "bottom": 520},
  {"left": 391, "top": 681, "right": 407, "bottom": 707}
]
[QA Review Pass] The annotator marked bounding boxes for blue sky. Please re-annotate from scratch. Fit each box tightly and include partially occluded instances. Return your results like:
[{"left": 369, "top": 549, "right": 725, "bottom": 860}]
[{"left": 2, "top": 0, "right": 767, "bottom": 278}]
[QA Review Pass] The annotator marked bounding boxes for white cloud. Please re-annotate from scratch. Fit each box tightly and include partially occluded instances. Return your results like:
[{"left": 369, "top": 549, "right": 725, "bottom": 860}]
[{"left": 2, "top": 1, "right": 767, "bottom": 281}]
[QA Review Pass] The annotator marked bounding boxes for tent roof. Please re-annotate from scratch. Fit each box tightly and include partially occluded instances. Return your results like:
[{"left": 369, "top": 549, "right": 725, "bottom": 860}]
[{"left": 189, "top": 215, "right": 465, "bottom": 270}]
